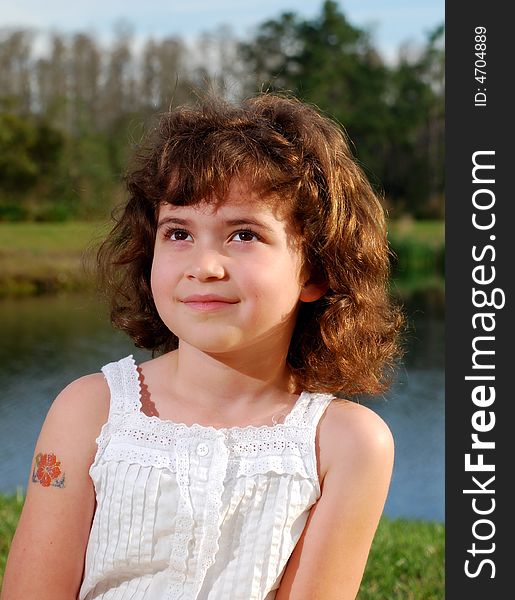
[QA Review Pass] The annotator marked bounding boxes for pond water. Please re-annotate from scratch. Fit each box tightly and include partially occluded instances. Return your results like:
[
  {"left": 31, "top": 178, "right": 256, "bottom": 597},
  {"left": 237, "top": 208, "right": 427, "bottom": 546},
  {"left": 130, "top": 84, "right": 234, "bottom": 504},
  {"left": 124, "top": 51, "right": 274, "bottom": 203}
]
[{"left": 0, "top": 291, "right": 444, "bottom": 522}]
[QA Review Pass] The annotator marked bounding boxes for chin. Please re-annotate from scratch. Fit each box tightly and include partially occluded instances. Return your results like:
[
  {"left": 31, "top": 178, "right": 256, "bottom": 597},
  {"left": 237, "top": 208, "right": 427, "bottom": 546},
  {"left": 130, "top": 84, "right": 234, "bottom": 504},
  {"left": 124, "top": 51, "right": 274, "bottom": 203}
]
[{"left": 179, "top": 332, "right": 245, "bottom": 354}]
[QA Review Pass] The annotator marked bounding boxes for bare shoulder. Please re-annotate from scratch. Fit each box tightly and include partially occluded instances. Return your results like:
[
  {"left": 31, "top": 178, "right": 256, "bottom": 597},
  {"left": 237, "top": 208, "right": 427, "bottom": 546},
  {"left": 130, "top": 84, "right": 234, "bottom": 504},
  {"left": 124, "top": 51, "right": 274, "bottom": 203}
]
[
  {"left": 44, "top": 372, "right": 110, "bottom": 450},
  {"left": 50, "top": 371, "right": 110, "bottom": 420},
  {"left": 318, "top": 398, "right": 394, "bottom": 483},
  {"left": 28, "top": 370, "right": 112, "bottom": 484}
]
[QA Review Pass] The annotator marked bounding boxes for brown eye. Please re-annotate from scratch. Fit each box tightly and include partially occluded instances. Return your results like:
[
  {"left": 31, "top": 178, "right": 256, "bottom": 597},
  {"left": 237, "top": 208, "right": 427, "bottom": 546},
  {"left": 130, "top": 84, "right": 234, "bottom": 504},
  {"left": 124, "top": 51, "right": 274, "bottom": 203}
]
[
  {"left": 168, "top": 229, "right": 191, "bottom": 241},
  {"left": 233, "top": 230, "right": 259, "bottom": 242}
]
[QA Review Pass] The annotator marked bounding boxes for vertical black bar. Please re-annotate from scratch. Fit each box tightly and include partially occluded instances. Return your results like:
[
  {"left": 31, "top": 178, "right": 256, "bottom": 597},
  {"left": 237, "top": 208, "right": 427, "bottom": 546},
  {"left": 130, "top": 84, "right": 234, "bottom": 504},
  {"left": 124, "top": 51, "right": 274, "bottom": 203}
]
[{"left": 446, "top": 2, "right": 512, "bottom": 598}]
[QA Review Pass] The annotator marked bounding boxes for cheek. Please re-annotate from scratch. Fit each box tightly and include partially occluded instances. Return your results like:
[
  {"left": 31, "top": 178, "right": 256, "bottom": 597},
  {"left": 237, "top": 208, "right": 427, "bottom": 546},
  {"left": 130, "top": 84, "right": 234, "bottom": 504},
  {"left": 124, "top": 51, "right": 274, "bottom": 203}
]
[
  {"left": 150, "top": 255, "right": 172, "bottom": 303},
  {"left": 249, "top": 260, "right": 303, "bottom": 308},
  {"left": 149, "top": 258, "right": 160, "bottom": 297}
]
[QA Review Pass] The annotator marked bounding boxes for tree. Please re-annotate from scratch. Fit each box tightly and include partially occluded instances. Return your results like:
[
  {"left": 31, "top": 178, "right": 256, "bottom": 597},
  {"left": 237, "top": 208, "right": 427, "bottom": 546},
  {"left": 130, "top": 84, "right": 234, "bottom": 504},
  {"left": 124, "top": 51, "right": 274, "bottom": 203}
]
[
  {"left": 195, "top": 25, "right": 243, "bottom": 100},
  {"left": 99, "top": 24, "right": 136, "bottom": 129},
  {"left": 69, "top": 33, "right": 102, "bottom": 132},
  {"left": 381, "top": 24, "right": 444, "bottom": 216},
  {"left": 0, "top": 7, "right": 445, "bottom": 220},
  {"left": 37, "top": 34, "right": 70, "bottom": 130},
  {"left": 0, "top": 30, "right": 33, "bottom": 113},
  {"left": 239, "top": 11, "right": 303, "bottom": 93},
  {"left": 296, "top": 1, "right": 391, "bottom": 180},
  {"left": 239, "top": 2, "right": 444, "bottom": 216},
  {"left": 240, "top": 1, "right": 391, "bottom": 194},
  {"left": 0, "top": 113, "right": 65, "bottom": 219}
]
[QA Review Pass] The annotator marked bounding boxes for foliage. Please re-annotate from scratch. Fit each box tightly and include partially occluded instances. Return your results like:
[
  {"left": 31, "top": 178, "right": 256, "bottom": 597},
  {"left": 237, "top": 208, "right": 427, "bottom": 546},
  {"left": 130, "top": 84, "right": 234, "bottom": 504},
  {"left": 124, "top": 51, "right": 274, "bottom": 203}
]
[
  {"left": 381, "top": 25, "right": 445, "bottom": 217},
  {"left": 0, "top": 113, "right": 61, "bottom": 191},
  {"left": 240, "top": 1, "right": 444, "bottom": 218},
  {"left": 0, "top": 2, "right": 444, "bottom": 221},
  {"left": 389, "top": 218, "right": 444, "bottom": 277},
  {"left": 0, "top": 113, "right": 66, "bottom": 220}
]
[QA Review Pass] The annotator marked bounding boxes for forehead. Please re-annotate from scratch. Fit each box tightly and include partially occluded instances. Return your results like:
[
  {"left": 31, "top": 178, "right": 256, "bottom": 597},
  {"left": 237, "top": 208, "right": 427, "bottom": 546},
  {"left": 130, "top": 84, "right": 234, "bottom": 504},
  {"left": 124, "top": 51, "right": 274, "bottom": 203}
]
[{"left": 158, "top": 179, "right": 292, "bottom": 224}]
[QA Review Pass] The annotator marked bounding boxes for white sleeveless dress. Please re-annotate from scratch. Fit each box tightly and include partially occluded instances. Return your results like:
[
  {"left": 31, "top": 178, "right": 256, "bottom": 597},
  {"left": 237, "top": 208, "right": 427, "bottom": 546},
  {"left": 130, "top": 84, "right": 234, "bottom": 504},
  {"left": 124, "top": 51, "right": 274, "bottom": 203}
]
[{"left": 79, "top": 355, "right": 335, "bottom": 600}]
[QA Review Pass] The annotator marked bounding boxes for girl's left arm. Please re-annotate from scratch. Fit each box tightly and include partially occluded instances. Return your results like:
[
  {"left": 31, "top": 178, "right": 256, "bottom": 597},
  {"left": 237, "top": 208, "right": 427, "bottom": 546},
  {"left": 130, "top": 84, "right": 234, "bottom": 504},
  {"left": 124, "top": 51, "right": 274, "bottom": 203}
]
[{"left": 275, "top": 402, "right": 394, "bottom": 600}]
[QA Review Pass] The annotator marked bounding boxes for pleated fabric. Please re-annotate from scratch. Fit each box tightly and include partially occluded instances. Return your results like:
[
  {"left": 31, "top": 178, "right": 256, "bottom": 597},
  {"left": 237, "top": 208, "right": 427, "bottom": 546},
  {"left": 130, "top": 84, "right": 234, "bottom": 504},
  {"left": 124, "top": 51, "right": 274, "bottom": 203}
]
[{"left": 79, "top": 356, "right": 334, "bottom": 600}]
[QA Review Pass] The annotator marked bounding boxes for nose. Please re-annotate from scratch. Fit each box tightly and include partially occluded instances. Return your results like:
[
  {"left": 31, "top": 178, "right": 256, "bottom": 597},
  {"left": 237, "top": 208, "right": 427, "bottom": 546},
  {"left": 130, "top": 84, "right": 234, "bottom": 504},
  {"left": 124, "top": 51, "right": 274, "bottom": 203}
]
[{"left": 185, "top": 249, "right": 227, "bottom": 281}]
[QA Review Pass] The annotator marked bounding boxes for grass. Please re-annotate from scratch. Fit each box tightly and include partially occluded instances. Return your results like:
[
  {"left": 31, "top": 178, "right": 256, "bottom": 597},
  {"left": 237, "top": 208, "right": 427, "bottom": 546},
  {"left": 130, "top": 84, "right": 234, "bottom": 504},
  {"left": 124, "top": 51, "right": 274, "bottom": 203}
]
[
  {"left": 358, "top": 517, "right": 445, "bottom": 599},
  {"left": 0, "top": 492, "right": 24, "bottom": 589},
  {"left": 0, "top": 221, "right": 110, "bottom": 296},
  {"left": 0, "top": 220, "right": 444, "bottom": 297},
  {"left": 0, "top": 493, "right": 443, "bottom": 596}
]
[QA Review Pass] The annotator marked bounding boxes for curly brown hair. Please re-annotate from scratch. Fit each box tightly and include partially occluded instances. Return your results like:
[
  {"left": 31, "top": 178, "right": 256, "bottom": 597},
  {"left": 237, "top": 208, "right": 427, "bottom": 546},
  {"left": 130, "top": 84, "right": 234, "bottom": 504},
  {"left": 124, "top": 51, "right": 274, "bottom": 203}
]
[{"left": 97, "top": 93, "right": 403, "bottom": 396}]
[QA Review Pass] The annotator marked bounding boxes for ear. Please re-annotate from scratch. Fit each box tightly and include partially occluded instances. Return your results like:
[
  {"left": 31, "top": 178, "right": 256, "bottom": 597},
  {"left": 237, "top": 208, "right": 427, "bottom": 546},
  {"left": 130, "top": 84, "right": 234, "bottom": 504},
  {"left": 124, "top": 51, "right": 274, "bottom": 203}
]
[{"left": 299, "top": 274, "right": 329, "bottom": 303}]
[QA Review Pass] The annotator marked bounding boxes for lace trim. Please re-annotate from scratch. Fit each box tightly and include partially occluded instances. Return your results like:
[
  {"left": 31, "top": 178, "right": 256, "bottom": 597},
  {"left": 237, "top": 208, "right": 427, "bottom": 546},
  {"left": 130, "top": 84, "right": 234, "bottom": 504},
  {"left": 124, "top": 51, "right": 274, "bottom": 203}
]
[
  {"left": 123, "top": 354, "right": 311, "bottom": 433},
  {"left": 95, "top": 415, "right": 311, "bottom": 474},
  {"left": 98, "top": 442, "right": 312, "bottom": 480},
  {"left": 191, "top": 435, "right": 229, "bottom": 598},
  {"left": 94, "top": 355, "right": 334, "bottom": 487},
  {"left": 106, "top": 413, "right": 310, "bottom": 447},
  {"left": 166, "top": 438, "right": 194, "bottom": 597}
]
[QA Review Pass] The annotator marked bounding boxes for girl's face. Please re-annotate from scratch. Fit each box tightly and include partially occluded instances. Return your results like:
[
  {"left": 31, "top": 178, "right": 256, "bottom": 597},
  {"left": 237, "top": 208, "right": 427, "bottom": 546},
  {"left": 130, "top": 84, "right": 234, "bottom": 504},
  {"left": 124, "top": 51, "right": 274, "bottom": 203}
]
[{"left": 150, "top": 179, "right": 325, "bottom": 358}]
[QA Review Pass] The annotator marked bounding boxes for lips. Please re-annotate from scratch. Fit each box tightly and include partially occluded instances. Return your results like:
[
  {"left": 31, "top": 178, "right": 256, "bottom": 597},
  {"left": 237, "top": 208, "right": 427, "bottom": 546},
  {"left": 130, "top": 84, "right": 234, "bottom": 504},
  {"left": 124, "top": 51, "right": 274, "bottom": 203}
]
[{"left": 181, "top": 294, "right": 239, "bottom": 312}]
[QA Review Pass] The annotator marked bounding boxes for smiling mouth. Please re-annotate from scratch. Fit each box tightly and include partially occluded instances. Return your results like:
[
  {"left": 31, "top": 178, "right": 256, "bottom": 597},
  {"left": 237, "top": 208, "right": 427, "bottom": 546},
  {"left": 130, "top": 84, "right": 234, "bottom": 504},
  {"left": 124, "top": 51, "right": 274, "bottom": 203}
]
[
  {"left": 181, "top": 297, "right": 239, "bottom": 312},
  {"left": 183, "top": 301, "right": 237, "bottom": 312}
]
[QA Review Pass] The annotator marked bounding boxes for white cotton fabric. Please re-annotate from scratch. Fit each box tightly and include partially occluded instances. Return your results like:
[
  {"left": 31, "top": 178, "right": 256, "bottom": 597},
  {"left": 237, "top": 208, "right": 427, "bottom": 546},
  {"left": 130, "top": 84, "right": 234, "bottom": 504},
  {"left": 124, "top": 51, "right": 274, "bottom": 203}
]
[{"left": 79, "top": 355, "right": 334, "bottom": 600}]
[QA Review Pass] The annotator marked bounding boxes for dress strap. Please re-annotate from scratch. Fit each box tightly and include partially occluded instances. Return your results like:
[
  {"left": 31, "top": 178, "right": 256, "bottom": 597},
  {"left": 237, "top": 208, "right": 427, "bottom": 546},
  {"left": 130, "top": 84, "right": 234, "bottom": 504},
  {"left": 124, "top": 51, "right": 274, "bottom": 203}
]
[
  {"left": 285, "top": 391, "right": 335, "bottom": 497},
  {"left": 101, "top": 354, "right": 142, "bottom": 420},
  {"left": 286, "top": 391, "right": 334, "bottom": 430}
]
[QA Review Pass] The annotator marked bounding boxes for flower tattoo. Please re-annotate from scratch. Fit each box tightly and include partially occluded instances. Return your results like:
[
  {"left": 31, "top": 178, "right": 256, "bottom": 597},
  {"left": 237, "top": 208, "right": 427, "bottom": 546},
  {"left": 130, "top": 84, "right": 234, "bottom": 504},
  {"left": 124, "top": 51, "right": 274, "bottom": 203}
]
[{"left": 32, "top": 453, "right": 65, "bottom": 488}]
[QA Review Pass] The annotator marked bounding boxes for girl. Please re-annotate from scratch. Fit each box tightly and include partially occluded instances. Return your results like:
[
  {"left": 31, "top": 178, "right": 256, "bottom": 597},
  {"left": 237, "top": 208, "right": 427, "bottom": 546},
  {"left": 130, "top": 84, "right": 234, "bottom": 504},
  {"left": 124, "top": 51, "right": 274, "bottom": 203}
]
[{"left": 2, "top": 94, "right": 402, "bottom": 599}]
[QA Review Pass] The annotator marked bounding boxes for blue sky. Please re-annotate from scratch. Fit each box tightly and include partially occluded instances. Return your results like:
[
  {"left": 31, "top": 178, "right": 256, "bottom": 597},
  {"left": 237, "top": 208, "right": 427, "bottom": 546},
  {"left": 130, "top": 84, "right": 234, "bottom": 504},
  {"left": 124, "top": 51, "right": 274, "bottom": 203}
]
[{"left": 1, "top": 0, "right": 444, "bottom": 62}]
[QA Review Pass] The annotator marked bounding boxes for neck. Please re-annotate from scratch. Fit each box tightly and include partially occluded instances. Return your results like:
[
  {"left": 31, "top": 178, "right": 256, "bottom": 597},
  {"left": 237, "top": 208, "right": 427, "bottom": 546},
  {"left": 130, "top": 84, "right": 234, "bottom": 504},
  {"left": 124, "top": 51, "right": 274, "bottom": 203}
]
[{"left": 165, "top": 340, "right": 297, "bottom": 412}]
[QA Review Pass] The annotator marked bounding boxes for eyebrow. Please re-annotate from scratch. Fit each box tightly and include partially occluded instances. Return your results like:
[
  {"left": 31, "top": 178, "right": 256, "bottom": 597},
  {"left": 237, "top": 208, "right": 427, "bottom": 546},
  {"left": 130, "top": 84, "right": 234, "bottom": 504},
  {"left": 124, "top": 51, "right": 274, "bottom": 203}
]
[{"left": 157, "top": 216, "right": 275, "bottom": 233}]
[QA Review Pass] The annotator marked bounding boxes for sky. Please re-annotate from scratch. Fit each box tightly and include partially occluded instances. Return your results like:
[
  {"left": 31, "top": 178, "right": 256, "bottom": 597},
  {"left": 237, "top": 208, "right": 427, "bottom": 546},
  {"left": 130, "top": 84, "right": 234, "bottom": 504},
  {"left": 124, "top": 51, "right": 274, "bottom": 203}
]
[{"left": 0, "top": 0, "right": 444, "bottom": 62}]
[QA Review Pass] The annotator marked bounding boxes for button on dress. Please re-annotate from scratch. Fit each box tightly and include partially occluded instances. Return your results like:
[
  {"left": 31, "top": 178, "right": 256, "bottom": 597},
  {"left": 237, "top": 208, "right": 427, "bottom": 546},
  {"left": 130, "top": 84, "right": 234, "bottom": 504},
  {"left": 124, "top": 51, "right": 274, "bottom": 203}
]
[{"left": 79, "top": 356, "right": 335, "bottom": 600}]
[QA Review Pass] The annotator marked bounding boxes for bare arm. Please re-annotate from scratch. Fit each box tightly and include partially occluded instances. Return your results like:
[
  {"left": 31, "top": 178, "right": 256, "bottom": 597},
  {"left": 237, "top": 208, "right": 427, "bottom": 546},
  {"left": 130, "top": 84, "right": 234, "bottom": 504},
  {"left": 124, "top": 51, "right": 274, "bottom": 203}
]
[
  {"left": 1, "top": 373, "right": 110, "bottom": 600},
  {"left": 275, "top": 402, "right": 394, "bottom": 600}
]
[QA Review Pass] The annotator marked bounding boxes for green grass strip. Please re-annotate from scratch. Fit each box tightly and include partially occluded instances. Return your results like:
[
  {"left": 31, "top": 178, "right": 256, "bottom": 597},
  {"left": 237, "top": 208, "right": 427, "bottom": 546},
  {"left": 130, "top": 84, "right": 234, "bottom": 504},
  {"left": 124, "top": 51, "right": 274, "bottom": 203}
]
[
  {"left": 0, "top": 493, "right": 443, "bottom": 596},
  {"left": 0, "top": 492, "right": 24, "bottom": 588},
  {"left": 359, "top": 517, "right": 445, "bottom": 599}
]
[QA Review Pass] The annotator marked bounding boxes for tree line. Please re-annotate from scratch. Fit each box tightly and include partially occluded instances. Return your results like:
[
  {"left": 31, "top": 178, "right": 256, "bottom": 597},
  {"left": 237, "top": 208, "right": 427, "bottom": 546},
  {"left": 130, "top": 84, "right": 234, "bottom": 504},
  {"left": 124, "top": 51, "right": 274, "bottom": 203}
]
[{"left": 0, "top": 1, "right": 444, "bottom": 222}]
